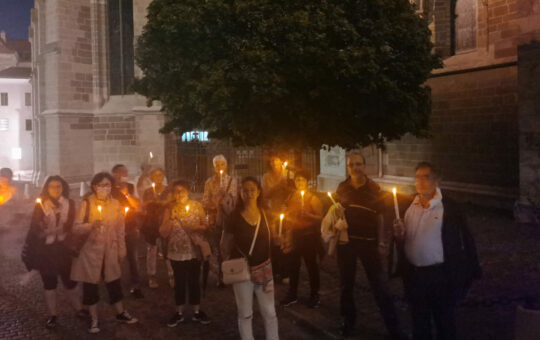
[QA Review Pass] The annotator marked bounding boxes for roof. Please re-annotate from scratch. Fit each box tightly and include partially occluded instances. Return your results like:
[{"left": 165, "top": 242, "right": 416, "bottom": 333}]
[
  {"left": 0, "top": 67, "right": 31, "bottom": 79},
  {"left": 5, "top": 40, "right": 31, "bottom": 62}
]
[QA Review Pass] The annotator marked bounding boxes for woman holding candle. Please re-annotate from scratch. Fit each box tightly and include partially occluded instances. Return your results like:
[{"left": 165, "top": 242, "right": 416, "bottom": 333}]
[
  {"left": 21, "top": 175, "right": 84, "bottom": 329},
  {"left": 160, "top": 180, "right": 211, "bottom": 327},
  {"left": 70, "top": 172, "right": 138, "bottom": 334},
  {"left": 221, "top": 176, "right": 278, "bottom": 340},
  {"left": 280, "top": 169, "right": 323, "bottom": 309},
  {"left": 142, "top": 167, "right": 174, "bottom": 288}
]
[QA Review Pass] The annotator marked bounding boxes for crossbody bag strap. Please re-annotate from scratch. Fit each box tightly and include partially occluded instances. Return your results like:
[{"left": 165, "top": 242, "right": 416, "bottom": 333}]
[{"left": 248, "top": 215, "right": 261, "bottom": 257}]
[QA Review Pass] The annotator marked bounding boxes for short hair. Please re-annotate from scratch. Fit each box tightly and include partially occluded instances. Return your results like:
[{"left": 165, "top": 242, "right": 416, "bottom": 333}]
[
  {"left": 149, "top": 167, "right": 165, "bottom": 177},
  {"left": 0, "top": 167, "right": 13, "bottom": 180},
  {"left": 415, "top": 162, "right": 441, "bottom": 180},
  {"left": 111, "top": 164, "right": 126, "bottom": 173},
  {"left": 212, "top": 154, "right": 227, "bottom": 167},
  {"left": 90, "top": 172, "right": 115, "bottom": 193},
  {"left": 346, "top": 149, "right": 366, "bottom": 165},
  {"left": 41, "top": 175, "right": 70, "bottom": 202},
  {"left": 170, "top": 179, "right": 191, "bottom": 193},
  {"left": 294, "top": 168, "right": 311, "bottom": 181}
]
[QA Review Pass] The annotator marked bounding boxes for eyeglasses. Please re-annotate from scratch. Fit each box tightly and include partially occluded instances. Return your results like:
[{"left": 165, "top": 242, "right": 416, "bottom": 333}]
[{"left": 96, "top": 184, "right": 111, "bottom": 188}]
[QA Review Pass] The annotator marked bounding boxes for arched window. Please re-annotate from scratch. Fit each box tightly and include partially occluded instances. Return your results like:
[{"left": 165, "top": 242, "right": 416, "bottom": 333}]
[
  {"left": 453, "top": 0, "right": 477, "bottom": 53},
  {"left": 108, "top": 0, "right": 134, "bottom": 95}
]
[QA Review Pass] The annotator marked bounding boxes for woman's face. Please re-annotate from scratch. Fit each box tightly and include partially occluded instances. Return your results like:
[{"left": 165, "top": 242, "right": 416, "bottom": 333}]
[
  {"left": 173, "top": 185, "right": 189, "bottom": 204},
  {"left": 150, "top": 170, "right": 164, "bottom": 185},
  {"left": 47, "top": 180, "right": 63, "bottom": 200},
  {"left": 295, "top": 176, "right": 308, "bottom": 191},
  {"left": 214, "top": 159, "right": 227, "bottom": 174},
  {"left": 93, "top": 178, "right": 112, "bottom": 199},
  {"left": 270, "top": 157, "right": 282, "bottom": 173},
  {"left": 240, "top": 181, "right": 260, "bottom": 203}
]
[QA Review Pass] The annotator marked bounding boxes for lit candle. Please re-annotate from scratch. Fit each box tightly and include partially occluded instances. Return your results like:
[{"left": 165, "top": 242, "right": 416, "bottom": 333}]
[
  {"left": 149, "top": 151, "right": 154, "bottom": 160},
  {"left": 124, "top": 207, "right": 130, "bottom": 216},
  {"left": 36, "top": 197, "right": 44, "bottom": 211},
  {"left": 219, "top": 170, "right": 224, "bottom": 187},
  {"left": 185, "top": 205, "right": 190, "bottom": 213},
  {"left": 97, "top": 205, "right": 103, "bottom": 220},
  {"left": 279, "top": 213, "right": 284, "bottom": 237},
  {"left": 152, "top": 182, "right": 156, "bottom": 194},
  {"left": 300, "top": 190, "right": 305, "bottom": 210},
  {"left": 392, "top": 187, "right": 400, "bottom": 220},
  {"left": 327, "top": 192, "right": 337, "bottom": 206}
]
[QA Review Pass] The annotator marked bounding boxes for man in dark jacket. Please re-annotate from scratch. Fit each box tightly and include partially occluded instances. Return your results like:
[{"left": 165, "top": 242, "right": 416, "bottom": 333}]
[{"left": 394, "top": 162, "right": 481, "bottom": 340}]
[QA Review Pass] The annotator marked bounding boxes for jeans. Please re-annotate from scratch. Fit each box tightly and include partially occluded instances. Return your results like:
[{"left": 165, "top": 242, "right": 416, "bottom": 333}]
[
  {"left": 232, "top": 280, "right": 279, "bottom": 340},
  {"left": 403, "top": 264, "right": 457, "bottom": 340},
  {"left": 170, "top": 259, "right": 201, "bottom": 306},
  {"left": 337, "top": 240, "right": 400, "bottom": 334},
  {"left": 287, "top": 233, "right": 320, "bottom": 298},
  {"left": 146, "top": 239, "right": 174, "bottom": 278}
]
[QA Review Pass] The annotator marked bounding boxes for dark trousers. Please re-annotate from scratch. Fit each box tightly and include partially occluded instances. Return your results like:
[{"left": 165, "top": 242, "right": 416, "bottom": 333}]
[
  {"left": 271, "top": 245, "right": 288, "bottom": 279},
  {"left": 337, "top": 240, "right": 400, "bottom": 334},
  {"left": 125, "top": 232, "right": 140, "bottom": 286},
  {"left": 288, "top": 233, "right": 320, "bottom": 298},
  {"left": 403, "top": 264, "right": 457, "bottom": 340},
  {"left": 39, "top": 243, "right": 77, "bottom": 290},
  {"left": 171, "top": 259, "right": 201, "bottom": 306},
  {"left": 82, "top": 279, "right": 123, "bottom": 306}
]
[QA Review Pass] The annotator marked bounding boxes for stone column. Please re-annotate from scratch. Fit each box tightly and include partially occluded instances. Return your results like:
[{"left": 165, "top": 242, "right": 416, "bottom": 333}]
[{"left": 516, "top": 41, "right": 540, "bottom": 223}]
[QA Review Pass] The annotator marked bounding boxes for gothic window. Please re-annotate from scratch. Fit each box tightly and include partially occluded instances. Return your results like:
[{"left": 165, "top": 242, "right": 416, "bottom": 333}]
[
  {"left": 453, "top": 0, "right": 477, "bottom": 53},
  {"left": 108, "top": 0, "right": 134, "bottom": 95}
]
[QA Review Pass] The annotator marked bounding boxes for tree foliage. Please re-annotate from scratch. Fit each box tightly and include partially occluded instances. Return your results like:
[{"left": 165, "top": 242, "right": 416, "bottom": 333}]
[{"left": 135, "top": 0, "right": 441, "bottom": 149}]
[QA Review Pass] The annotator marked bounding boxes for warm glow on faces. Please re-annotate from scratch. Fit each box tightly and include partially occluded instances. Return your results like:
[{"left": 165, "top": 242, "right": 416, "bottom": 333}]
[
  {"left": 346, "top": 154, "right": 365, "bottom": 179},
  {"left": 415, "top": 167, "right": 438, "bottom": 197},
  {"left": 47, "top": 180, "right": 63, "bottom": 200},
  {"left": 270, "top": 157, "right": 282, "bottom": 173},
  {"left": 174, "top": 186, "right": 189, "bottom": 204},
  {"left": 214, "top": 159, "right": 227, "bottom": 174},
  {"left": 241, "top": 180, "right": 260, "bottom": 203},
  {"left": 149, "top": 169, "right": 164, "bottom": 185},
  {"left": 295, "top": 176, "right": 308, "bottom": 191}
]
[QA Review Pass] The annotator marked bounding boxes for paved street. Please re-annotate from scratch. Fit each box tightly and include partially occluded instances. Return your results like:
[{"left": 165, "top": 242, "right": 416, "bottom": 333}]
[{"left": 1, "top": 198, "right": 540, "bottom": 340}]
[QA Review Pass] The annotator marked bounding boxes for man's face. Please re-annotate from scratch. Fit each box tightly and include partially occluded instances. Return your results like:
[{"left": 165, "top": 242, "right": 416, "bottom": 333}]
[
  {"left": 150, "top": 170, "right": 164, "bottom": 185},
  {"left": 214, "top": 159, "right": 227, "bottom": 174},
  {"left": 346, "top": 155, "right": 365, "bottom": 179},
  {"left": 113, "top": 166, "right": 128, "bottom": 184},
  {"left": 294, "top": 176, "right": 308, "bottom": 191},
  {"left": 415, "top": 167, "right": 438, "bottom": 196},
  {"left": 270, "top": 157, "right": 282, "bottom": 173}
]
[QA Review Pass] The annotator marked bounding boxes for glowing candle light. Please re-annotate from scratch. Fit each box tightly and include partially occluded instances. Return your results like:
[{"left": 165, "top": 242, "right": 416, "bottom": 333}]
[
  {"left": 300, "top": 190, "right": 305, "bottom": 210},
  {"left": 97, "top": 205, "right": 103, "bottom": 220},
  {"left": 124, "top": 207, "right": 130, "bottom": 216},
  {"left": 36, "top": 197, "right": 44, "bottom": 211},
  {"left": 185, "top": 205, "right": 190, "bottom": 213},
  {"left": 279, "top": 213, "right": 284, "bottom": 237},
  {"left": 149, "top": 151, "right": 154, "bottom": 160},
  {"left": 152, "top": 182, "right": 156, "bottom": 193},
  {"left": 392, "top": 187, "right": 400, "bottom": 220},
  {"left": 219, "top": 170, "right": 224, "bottom": 187},
  {"left": 327, "top": 192, "right": 337, "bottom": 206}
]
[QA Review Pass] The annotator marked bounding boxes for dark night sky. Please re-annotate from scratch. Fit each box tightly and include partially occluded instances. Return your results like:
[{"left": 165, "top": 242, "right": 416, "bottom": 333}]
[{"left": 0, "top": 0, "right": 34, "bottom": 40}]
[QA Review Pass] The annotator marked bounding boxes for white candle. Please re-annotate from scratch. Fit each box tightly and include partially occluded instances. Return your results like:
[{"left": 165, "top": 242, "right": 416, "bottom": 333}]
[
  {"left": 124, "top": 207, "right": 129, "bottom": 216},
  {"left": 149, "top": 151, "right": 154, "bottom": 160},
  {"left": 279, "top": 213, "right": 284, "bottom": 236},
  {"left": 327, "top": 192, "right": 337, "bottom": 206},
  {"left": 36, "top": 198, "right": 44, "bottom": 212},
  {"left": 185, "top": 205, "right": 190, "bottom": 213},
  {"left": 392, "top": 187, "right": 400, "bottom": 220},
  {"left": 152, "top": 182, "right": 156, "bottom": 194},
  {"left": 97, "top": 205, "right": 103, "bottom": 220},
  {"left": 219, "top": 170, "right": 224, "bottom": 187},
  {"left": 300, "top": 190, "right": 305, "bottom": 210}
]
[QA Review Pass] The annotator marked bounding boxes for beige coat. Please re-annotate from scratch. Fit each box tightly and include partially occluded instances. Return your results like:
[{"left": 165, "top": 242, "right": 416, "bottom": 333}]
[{"left": 71, "top": 195, "right": 126, "bottom": 284}]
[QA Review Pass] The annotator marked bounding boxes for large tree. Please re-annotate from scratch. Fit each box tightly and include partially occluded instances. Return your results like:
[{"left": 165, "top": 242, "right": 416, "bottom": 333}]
[{"left": 135, "top": 0, "right": 441, "bottom": 149}]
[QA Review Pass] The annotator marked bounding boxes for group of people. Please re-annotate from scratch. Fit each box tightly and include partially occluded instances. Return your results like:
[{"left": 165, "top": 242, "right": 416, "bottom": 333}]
[{"left": 13, "top": 149, "right": 481, "bottom": 340}]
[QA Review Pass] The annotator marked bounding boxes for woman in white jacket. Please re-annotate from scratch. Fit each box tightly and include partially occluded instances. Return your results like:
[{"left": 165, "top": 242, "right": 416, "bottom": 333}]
[{"left": 71, "top": 172, "right": 137, "bottom": 333}]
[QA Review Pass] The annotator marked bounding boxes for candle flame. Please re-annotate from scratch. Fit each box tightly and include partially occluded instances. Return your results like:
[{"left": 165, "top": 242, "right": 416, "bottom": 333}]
[
  {"left": 97, "top": 205, "right": 102, "bottom": 212},
  {"left": 185, "top": 205, "right": 190, "bottom": 212},
  {"left": 149, "top": 151, "right": 154, "bottom": 159},
  {"left": 300, "top": 190, "right": 305, "bottom": 197},
  {"left": 36, "top": 198, "right": 42, "bottom": 204},
  {"left": 219, "top": 170, "right": 223, "bottom": 175},
  {"left": 152, "top": 182, "right": 156, "bottom": 188},
  {"left": 392, "top": 187, "right": 397, "bottom": 195},
  {"left": 280, "top": 213, "right": 284, "bottom": 220},
  {"left": 283, "top": 161, "right": 288, "bottom": 167},
  {"left": 327, "top": 192, "right": 332, "bottom": 197},
  {"left": 124, "top": 207, "right": 129, "bottom": 214}
]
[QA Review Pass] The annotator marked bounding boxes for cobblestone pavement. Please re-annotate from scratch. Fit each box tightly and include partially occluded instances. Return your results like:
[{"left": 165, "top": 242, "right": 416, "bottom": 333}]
[{"left": 2, "top": 199, "right": 540, "bottom": 340}]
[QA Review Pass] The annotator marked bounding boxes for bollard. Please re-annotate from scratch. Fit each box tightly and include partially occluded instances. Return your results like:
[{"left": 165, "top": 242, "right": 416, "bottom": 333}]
[{"left": 80, "top": 182, "right": 86, "bottom": 197}]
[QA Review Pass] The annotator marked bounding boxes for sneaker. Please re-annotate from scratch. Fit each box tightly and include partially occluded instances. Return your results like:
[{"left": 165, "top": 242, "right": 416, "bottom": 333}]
[
  {"left": 88, "top": 319, "right": 100, "bottom": 334},
  {"left": 307, "top": 294, "right": 320, "bottom": 309},
  {"left": 130, "top": 288, "right": 144, "bottom": 299},
  {"left": 45, "top": 316, "right": 57, "bottom": 329},
  {"left": 166, "top": 313, "right": 184, "bottom": 328},
  {"left": 76, "top": 309, "right": 90, "bottom": 319},
  {"left": 116, "top": 310, "right": 138, "bottom": 324},
  {"left": 148, "top": 277, "right": 159, "bottom": 289},
  {"left": 280, "top": 295, "right": 298, "bottom": 307},
  {"left": 192, "top": 311, "right": 211, "bottom": 325}
]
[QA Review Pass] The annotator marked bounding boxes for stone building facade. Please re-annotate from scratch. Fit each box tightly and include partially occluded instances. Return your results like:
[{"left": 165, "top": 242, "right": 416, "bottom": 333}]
[
  {"left": 30, "top": 0, "right": 164, "bottom": 185},
  {"left": 319, "top": 0, "right": 540, "bottom": 211}
]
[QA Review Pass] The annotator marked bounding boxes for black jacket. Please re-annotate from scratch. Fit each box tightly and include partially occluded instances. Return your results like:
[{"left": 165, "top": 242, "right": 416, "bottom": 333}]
[{"left": 395, "top": 195, "right": 482, "bottom": 300}]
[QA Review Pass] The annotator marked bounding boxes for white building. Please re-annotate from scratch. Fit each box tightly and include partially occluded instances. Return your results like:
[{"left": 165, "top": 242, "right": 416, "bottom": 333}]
[{"left": 0, "top": 32, "right": 33, "bottom": 179}]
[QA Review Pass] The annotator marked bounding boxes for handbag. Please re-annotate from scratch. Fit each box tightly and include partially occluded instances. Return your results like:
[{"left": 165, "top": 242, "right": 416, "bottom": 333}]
[
  {"left": 63, "top": 199, "right": 92, "bottom": 257},
  {"left": 222, "top": 215, "right": 261, "bottom": 285}
]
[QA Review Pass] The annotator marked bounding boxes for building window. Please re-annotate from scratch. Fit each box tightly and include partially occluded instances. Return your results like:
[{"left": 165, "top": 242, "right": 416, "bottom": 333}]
[
  {"left": 0, "top": 93, "right": 7, "bottom": 106},
  {"left": 108, "top": 0, "right": 135, "bottom": 95},
  {"left": 453, "top": 0, "right": 477, "bottom": 53},
  {"left": 25, "top": 119, "right": 32, "bottom": 131},
  {"left": 25, "top": 92, "right": 31, "bottom": 106},
  {"left": 182, "top": 131, "right": 209, "bottom": 142},
  {"left": 0, "top": 119, "right": 8, "bottom": 131}
]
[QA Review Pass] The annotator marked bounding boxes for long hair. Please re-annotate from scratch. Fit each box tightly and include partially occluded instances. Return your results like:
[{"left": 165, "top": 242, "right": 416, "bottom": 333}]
[
  {"left": 235, "top": 176, "right": 263, "bottom": 212},
  {"left": 40, "top": 175, "right": 70, "bottom": 206},
  {"left": 90, "top": 172, "right": 115, "bottom": 194}
]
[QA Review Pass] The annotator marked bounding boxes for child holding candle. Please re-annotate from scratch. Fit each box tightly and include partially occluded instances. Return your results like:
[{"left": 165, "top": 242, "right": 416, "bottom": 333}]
[
  {"left": 280, "top": 169, "right": 323, "bottom": 309},
  {"left": 21, "top": 175, "right": 84, "bottom": 329}
]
